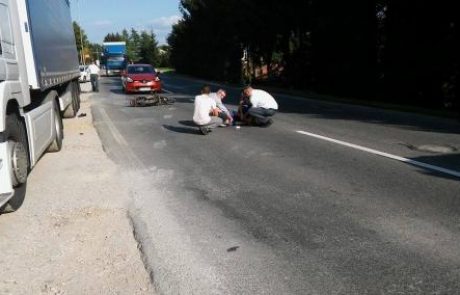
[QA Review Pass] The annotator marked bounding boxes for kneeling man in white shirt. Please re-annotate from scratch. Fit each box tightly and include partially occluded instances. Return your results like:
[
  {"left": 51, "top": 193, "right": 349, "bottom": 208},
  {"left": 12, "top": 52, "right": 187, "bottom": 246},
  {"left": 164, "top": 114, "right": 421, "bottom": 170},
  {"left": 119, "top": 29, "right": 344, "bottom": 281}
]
[
  {"left": 243, "top": 86, "right": 278, "bottom": 127},
  {"left": 193, "top": 86, "right": 223, "bottom": 135}
]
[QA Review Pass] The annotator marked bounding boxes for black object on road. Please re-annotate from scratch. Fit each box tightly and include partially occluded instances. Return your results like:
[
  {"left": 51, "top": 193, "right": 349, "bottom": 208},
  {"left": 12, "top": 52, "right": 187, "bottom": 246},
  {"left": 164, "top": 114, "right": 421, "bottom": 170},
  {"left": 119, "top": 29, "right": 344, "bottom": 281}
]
[{"left": 129, "top": 94, "right": 175, "bottom": 107}]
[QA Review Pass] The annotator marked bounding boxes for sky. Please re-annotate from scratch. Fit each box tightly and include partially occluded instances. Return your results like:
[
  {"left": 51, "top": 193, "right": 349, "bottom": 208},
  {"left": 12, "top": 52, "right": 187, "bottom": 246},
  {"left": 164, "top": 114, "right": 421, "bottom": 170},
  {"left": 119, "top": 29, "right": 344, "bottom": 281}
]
[{"left": 70, "top": 0, "right": 182, "bottom": 45}]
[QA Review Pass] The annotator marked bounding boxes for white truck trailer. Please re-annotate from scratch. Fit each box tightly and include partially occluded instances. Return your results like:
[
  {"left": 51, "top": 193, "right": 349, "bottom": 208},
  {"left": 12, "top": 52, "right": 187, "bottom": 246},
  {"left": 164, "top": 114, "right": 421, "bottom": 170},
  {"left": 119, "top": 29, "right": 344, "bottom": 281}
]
[{"left": 0, "top": 0, "right": 81, "bottom": 213}]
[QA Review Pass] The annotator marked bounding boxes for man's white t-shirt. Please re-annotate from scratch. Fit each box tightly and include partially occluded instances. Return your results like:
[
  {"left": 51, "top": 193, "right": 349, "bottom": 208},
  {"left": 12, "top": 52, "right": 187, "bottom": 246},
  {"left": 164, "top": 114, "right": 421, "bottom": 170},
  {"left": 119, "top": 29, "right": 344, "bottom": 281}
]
[
  {"left": 87, "top": 64, "right": 100, "bottom": 75},
  {"left": 193, "top": 94, "right": 217, "bottom": 125},
  {"left": 250, "top": 89, "right": 278, "bottom": 109}
]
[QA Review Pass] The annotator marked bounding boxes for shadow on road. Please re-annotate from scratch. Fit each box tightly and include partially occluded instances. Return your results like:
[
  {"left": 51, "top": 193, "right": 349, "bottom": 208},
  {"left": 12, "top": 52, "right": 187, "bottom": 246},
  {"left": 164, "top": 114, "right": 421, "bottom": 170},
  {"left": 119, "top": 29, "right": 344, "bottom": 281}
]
[
  {"left": 110, "top": 88, "right": 125, "bottom": 95},
  {"left": 409, "top": 153, "right": 460, "bottom": 181},
  {"left": 100, "top": 80, "right": 120, "bottom": 86},
  {"left": 169, "top": 95, "right": 195, "bottom": 104},
  {"left": 178, "top": 120, "right": 197, "bottom": 127},
  {"left": 160, "top": 72, "right": 460, "bottom": 135},
  {"left": 277, "top": 98, "right": 460, "bottom": 135},
  {"left": 163, "top": 124, "right": 200, "bottom": 135}
]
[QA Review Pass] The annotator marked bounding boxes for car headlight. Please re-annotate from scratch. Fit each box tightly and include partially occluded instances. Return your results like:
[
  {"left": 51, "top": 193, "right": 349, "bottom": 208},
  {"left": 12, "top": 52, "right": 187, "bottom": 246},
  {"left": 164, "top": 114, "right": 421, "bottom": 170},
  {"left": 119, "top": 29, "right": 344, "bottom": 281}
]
[{"left": 126, "top": 77, "right": 133, "bottom": 82}]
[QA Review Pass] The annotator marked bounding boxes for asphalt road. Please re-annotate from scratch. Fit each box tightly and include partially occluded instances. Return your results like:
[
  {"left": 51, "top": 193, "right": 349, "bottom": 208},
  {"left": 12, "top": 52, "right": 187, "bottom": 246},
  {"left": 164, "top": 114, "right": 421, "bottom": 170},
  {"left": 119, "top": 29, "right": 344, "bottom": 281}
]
[{"left": 91, "top": 73, "right": 460, "bottom": 294}]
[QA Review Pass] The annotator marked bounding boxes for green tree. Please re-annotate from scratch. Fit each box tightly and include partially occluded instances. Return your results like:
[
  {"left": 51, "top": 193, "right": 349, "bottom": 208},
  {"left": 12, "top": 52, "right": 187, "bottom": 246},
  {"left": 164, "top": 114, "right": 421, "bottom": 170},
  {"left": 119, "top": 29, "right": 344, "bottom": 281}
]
[
  {"left": 168, "top": 0, "right": 458, "bottom": 110},
  {"left": 158, "top": 45, "right": 171, "bottom": 67},
  {"left": 73, "top": 21, "right": 89, "bottom": 62},
  {"left": 88, "top": 43, "right": 103, "bottom": 62},
  {"left": 101, "top": 28, "right": 162, "bottom": 66},
  {"left": 127, "top": 29, "right": 141, "bottom": 62},
  {"left": 169, "top": 0, "right": 244, "bottom": 82},
  {"left": 103, "top": 33, "right": 123, "bottom": 42},
  {"left": 139, "top": 31, "right": 159, "bottom": 65},
  {"left": 121, "top": 29, "right": 130, "bottom": 42}
]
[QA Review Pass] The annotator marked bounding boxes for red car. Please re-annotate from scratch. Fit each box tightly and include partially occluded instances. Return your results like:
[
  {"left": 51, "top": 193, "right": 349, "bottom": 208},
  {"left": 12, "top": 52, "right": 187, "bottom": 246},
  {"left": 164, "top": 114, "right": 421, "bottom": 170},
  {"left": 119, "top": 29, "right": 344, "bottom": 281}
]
[{"left": 121, "top": 64, "right": 162, "bottom": 93}]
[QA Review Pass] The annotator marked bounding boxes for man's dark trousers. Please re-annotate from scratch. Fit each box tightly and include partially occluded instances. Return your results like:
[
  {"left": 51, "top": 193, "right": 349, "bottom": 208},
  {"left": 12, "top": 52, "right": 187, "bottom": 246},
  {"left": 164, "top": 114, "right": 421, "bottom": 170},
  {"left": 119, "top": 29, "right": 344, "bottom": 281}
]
[
  {"left": 90, "top": 74, "right": 99, "bottom": 92},
  {"left": 247, "top": 107, "right": 276, "bottom": 125}
]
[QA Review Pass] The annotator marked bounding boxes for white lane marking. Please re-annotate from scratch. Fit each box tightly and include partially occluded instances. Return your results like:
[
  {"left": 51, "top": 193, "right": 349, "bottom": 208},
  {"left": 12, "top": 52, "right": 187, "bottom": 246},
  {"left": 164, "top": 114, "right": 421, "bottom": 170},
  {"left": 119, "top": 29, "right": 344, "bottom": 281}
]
[
  {"left": 99, "top": 107, "right": 128, "bottom": 146},
  {"left": 296, "top": 130, "right": 460, "bottom": 178}
]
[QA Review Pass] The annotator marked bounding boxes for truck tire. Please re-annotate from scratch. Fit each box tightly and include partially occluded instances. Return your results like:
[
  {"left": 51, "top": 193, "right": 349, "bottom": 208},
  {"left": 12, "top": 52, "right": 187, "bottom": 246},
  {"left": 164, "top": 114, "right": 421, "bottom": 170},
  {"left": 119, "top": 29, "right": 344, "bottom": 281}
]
[
  {"left": 47, "top": 100, "right": 64, "bottom": 152},
  {"left": 1, "top": 113, "right": 29, "bottom": 213},
  {"left": 75, "top": 81, "right": 81, "bottom": 111},
  {"left": 63, "top": 96, "right": 76, "bottom": 118},
  {"left": 63, "top": 81, "right": 80, "bottom": 118}
]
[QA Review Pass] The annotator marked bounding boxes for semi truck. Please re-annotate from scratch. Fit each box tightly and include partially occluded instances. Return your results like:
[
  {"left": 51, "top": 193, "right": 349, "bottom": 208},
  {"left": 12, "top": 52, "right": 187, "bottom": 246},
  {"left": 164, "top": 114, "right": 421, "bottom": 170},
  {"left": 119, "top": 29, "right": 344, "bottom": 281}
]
[
  {"left": 102, "top": 41, "right": 127, "bottom": 76},
  {"left": 0, "top": 0, "right": 81, "bottom": 213}
]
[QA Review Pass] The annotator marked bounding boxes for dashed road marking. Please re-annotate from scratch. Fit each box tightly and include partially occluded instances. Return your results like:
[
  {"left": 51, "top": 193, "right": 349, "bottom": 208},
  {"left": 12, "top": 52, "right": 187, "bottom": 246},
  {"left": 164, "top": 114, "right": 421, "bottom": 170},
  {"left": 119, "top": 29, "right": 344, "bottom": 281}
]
[{"left": 296, "top": 130, "right": 460, "bottom": 178}]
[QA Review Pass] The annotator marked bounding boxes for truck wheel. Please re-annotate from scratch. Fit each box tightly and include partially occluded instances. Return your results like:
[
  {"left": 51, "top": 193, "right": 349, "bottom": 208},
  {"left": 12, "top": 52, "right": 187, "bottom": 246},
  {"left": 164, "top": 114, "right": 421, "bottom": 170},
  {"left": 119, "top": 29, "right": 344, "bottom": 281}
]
[
  {"left": 75, "top": 81, "right": 81, "bottom": 110},
  {"left": 76, "top": 81, "right": 81, "bottom": 110},
  {"left": 47, "top": 100, "right": 63, "bottom": 152},
  {"left": 64, "top": 94, "right": 77, "bottom": 118},
  {"left": 1, "top": 113, "right": 29, "bottom": 213},
  {"left": 63, "top": 81, "right": 80, "bottom": 118},
  {"left": 71, "top": 82, "right": 79, "bottom": 114}
]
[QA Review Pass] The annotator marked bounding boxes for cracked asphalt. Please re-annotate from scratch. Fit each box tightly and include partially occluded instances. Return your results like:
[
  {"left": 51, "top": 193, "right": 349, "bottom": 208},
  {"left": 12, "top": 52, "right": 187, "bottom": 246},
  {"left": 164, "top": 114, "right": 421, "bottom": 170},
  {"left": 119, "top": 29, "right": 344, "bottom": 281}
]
[
  {"left": 2, "top": 74, "right": 460, "bottom": 294},
  {"left": 90, "top": 73, "right": 460, "bottom": 294}
]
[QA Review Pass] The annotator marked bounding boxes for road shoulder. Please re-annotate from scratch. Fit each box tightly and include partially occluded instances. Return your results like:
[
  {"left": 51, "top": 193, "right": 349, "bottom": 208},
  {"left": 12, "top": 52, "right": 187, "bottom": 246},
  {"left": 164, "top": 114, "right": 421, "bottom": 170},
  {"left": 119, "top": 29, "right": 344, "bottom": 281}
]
[{"left": 0, "top": 83, "right": 153, "bottom": 294}]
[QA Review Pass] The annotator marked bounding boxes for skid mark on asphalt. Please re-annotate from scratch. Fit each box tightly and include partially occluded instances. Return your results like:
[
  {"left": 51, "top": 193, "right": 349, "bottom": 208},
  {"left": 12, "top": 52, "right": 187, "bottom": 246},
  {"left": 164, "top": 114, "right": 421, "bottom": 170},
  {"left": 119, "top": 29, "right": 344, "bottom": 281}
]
[
  {"left": 297, "top": 130, "right": 460, "bottom": 178},
  {"left": 98, "top": 108, "right": 128, "bottom": 147},
  {"left": 95, "top": 106, "right": 145, "bottom": 170}
]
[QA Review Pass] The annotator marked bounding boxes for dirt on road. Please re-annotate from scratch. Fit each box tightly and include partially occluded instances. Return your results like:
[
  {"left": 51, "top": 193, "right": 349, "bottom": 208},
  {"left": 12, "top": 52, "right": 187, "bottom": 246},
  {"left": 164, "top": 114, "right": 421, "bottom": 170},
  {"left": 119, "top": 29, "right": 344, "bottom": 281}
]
[{"left": 0, "top": 83, "right": 153, "bottom": 295}]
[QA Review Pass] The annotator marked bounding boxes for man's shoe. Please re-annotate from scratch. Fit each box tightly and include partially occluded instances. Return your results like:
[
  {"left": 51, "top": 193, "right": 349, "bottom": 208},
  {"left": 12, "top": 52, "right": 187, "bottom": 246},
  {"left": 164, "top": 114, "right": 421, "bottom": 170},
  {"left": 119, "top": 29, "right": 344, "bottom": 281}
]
[
  {"left": 261, "top": 119, "right": 273, "bottom": 127},
  {"left": 199, "top": 126, "right": 209, "bottom": 135}
]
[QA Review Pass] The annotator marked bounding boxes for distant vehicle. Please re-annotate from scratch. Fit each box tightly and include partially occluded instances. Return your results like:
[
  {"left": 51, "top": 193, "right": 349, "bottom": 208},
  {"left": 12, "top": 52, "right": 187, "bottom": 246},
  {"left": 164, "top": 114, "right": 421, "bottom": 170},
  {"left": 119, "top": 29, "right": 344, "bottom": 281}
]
[
  {"left": 121, "top": 64, "right": 162, "bottom": 94},
  {"left": 102, "top": 42, "right": 127, "bottom": 76},
  {"left": 79, "top": 65, "right": 89, "bottom": 82},
  {"left": 1, "top": 0, "right": 81, "bottom": 213}
]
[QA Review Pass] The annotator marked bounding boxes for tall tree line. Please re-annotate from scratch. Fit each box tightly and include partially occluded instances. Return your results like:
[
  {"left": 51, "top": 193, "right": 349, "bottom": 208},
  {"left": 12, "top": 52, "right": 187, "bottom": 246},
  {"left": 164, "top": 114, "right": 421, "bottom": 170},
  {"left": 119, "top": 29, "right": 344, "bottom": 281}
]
[
  {"left": 168, "top": 0, "right": 459, "bottom": 110},
  {"left": 73, "top": 23, "right": 169, "bottom": 67},
  {"left": 73, "top": 22, "right": 103, "bottom": 63},
  {"left": 103, "top": 29, "right": 162, "bottom": 67}
]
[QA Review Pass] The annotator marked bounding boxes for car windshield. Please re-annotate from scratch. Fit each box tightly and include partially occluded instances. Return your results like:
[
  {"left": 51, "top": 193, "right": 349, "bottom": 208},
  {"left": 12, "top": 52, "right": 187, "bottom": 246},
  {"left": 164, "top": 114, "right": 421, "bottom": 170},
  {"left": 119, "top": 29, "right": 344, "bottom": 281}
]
[{"left": 127, "top": 66, "right": 155, "bottom": 74}]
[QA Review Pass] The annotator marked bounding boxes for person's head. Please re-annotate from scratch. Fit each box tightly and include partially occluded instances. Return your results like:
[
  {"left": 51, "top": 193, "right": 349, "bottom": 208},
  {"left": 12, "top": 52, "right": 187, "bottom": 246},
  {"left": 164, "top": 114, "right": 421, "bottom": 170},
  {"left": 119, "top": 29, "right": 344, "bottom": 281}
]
[
  {"left": 201, "top": 85, "right": 211, "bottom": 95},
  {"left": 217, "top": 89, "right": 226, "bottom": 99},
  {"left": 243, "top": 85, "right": 253, "bottom": 97}
]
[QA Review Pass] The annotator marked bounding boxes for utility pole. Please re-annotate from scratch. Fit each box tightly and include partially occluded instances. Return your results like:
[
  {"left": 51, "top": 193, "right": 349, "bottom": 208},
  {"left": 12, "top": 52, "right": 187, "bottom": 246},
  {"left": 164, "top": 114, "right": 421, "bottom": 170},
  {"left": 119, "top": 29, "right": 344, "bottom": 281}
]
[{"left": 77, "top": 0, "right": 85, "bottom": 65}]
